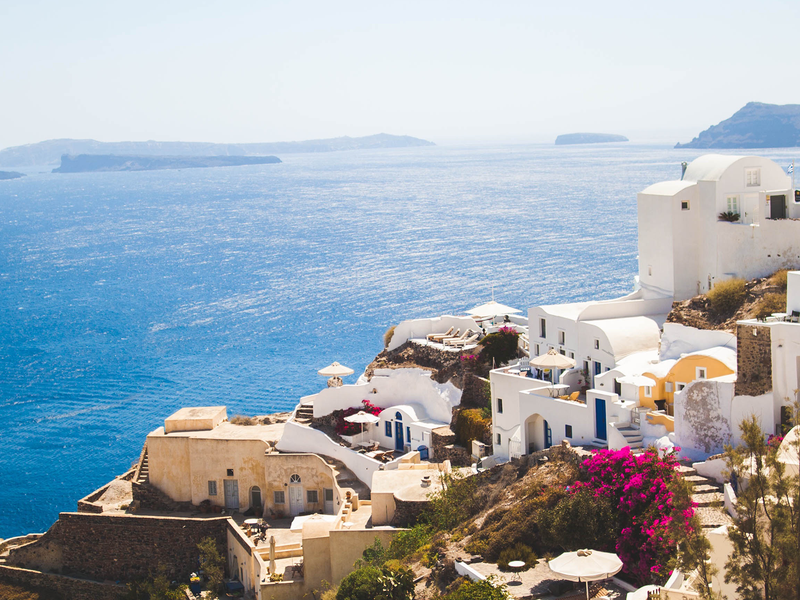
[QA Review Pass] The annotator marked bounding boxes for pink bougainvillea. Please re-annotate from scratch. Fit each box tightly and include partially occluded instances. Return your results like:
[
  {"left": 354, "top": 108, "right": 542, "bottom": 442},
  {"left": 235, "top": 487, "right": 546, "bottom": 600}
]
[
  {"left": 574, "top": 447, "right": 695, "bottom": 584},
  {"left": 335, "top": 399, "right": 382, "bottom": 436}
]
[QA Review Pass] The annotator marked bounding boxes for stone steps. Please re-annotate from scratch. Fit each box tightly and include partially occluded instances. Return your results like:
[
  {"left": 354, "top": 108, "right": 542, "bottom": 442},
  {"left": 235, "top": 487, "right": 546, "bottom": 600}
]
[
  {"left": 294, "top": 404, "right": 314, "bottom": 424},
  {"left": 616, "top": 427, "right": 644, "bottom": 450},
  {"left": 136, "top": 450, "right": 150, "bottom": 485}
]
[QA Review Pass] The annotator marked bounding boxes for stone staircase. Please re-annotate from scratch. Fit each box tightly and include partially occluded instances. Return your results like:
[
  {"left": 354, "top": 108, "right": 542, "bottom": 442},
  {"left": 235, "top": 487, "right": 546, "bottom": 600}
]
[
  {"left": 135, "top": 448, "right": 150, "bottom": 485},
  {"left": 322, "top": 456, "right": 371, "bottom": 500},
  {"left": 615, "top": 426, "right": 644, "bottom": 451},
  {"left": 678, "top": 464, "right": 732, "bottom": 531},
  {"left": 294, "top": 404, "right": 314, "bottom": 425}
]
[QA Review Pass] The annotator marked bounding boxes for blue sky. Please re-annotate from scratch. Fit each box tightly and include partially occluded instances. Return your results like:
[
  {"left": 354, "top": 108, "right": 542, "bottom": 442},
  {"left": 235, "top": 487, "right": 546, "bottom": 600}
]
[{"left": 2, "top": 0, "right": 799, "bottom": 148}]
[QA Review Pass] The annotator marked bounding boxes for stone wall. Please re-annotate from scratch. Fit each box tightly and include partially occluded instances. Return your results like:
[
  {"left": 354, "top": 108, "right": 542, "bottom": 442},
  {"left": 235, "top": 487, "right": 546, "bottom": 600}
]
[
  {"left": 432, "top": 427, "right": 471, "bottom": 466},
  {"left": 391, "top": 499, "right": 428, "bottom": 527},
  {"left": 131, "top": 481, "right": 194, "bottom": 512},
  {"left": 460, "top": 374, "right": 490, "bottom": 409},
  {"left": 7, "top": 512, "right": 228, "bottom": 582},
  {"left": 735, "top": 323, "right": 772, "bottom": 397},
  {"left": 0, "top": 564, "right": 125, "bottom": 600}
]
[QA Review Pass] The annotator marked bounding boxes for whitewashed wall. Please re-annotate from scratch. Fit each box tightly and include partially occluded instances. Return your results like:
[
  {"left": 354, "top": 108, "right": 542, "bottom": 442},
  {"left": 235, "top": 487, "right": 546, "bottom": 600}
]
[
  {"left": 310, "top": 368, "right": 461, "bottom": 424},
  {"left": 387, "top": 316, "right": 478, "bottom": 352}
]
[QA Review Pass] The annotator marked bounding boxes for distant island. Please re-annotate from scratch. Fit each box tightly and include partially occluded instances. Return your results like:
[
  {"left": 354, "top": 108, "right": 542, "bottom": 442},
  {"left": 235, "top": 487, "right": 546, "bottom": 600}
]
[
  {"left": 0, "top": 133, "right": 436, "bottom": 167},
  {"left": 676, "top": 102, "right": 800, "bottom": 149},
  {"left": 0, "top": 170, "right": 25, "bottom": 180},
  {"left": 555, "top": 133, "right": 628, "bottom": 145},
  {"left": 52, "top": 154, "right": 281, "bottom": 173}
]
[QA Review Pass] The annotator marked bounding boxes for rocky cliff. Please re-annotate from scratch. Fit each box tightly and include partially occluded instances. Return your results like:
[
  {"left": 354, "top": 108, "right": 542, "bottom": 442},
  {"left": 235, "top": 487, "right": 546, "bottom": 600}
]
[{"left": 675, "top": 102, "right": 800, "bottom": 149}]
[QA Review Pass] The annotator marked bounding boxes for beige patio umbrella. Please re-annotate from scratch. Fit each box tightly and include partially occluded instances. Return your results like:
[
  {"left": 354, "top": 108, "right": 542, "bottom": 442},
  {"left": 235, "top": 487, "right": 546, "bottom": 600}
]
[
  {"left": 269, "top": 535, "right": 276, "bottom": 576},
  {"left": 345, "top": 410, "right": 380, "bottom": 438},
  {"left": 548, "top": 549, "right": 623, "bottom": 600},
  {"left": 529, "top": 349, "right": 576, "bottom": 370},
  {"left": 318, "top": 362, "right": 354, "bottom": 387}
]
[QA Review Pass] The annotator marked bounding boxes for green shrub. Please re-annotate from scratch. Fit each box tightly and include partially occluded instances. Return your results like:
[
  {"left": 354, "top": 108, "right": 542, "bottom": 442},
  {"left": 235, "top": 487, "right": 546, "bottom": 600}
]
[
  {"left": 336, "top": 565, "right": 414, "bottom": 600},
  {"left": 478, "top": 327, "right": 519, "bottom": 366},
  {"left": 707, "top": 278, "right": 746, "bottom": 315},
  {"left": 443, "top": 577, "right": 510, "bottom": 600},
  {"left": 387, "top": 524, "right": 433, "bottom": 560},
  {"left": 197, "top": 537, "right": 224, "bottom": 599},
  {"left": 718, "top": 211, "right": 740, "bottom": 222},
  {"left": 384, "top": 325, "right": 396, "bottom": 348},
  {"left": 424, "top": 472, "right": 482, "bottom": 531},
  {"left": 754, "top": 292, "right": 787, "bottom": 320},
  {"left": 497, "top": 543, "right": 537, "bottom": 570},
  {"left": 454, "top": 408, "right": 491, "bottom": 448}
]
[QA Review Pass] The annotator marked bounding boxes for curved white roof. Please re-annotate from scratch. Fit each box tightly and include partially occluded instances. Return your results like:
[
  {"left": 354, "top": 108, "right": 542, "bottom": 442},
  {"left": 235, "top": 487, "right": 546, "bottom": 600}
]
[
  {"left": 681, "top": 346, "right": 737, "bottom": 372},
  {"left": 682, "top": 154, "right": 746, "bottom": 182},
  {"left": 640, "top": 180, "right": 695, "bottom": 196},
  {"left": 381, "top": 403, "right": 429, "bottom": 423},
  {"left": 583, "top": 316, "right": 661, "bottom": 359}
]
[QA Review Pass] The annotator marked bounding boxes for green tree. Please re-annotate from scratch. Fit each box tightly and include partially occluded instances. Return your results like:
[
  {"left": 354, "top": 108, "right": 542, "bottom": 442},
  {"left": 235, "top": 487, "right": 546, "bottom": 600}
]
[
  {"left": 424, "top": 471, "right": 481, "bottom": 531},
  {"left": 123, "top": 567, "right": 187, "bottom": 600},
  {"left": 725, "top": 414, "right": 800, "bottom": 600},
  {"left": 336, "top": 565, "right": 414, "bottom": 600},
  {"left": 197, "top": 536, "right": 225, "bottom": 600}
]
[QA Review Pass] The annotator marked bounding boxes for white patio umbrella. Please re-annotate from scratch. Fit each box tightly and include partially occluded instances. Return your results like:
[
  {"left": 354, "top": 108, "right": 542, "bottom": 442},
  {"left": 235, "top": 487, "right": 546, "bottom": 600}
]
[
  {"left": 268, "top": 535, "right": 276, "bottom": 576},
  {"left": 466, "top": 300, "right": 522, "bottom": 318},
  {"left": 548, "top": 549, "right": 623, "bottom": 600},
  {"left": 318, "top": 362, "right": 354, "bottom": 387},
  {"left": 344, "top": 410, "right": 380, "bottom": 438}
]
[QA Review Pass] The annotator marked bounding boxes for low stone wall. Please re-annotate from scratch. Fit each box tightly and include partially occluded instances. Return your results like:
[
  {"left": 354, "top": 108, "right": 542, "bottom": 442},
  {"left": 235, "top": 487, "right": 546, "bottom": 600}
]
[
  {"left": 0, "top": 564, "right": 125, "bottom": 600},
  {"left": 7, "top": 512, "right": 228, "bottom": 582},
  {"left": 391, "top": 498, "right": 428, "bottom": 527},
  {"left": 131, "top": 481, "right": 194, "bottom": 512}
]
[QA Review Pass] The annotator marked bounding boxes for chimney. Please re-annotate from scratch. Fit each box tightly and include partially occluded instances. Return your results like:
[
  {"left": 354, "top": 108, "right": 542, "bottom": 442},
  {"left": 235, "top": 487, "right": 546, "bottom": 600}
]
[{"left": 680, "top": 161, "right": 688, "bottom": 180}]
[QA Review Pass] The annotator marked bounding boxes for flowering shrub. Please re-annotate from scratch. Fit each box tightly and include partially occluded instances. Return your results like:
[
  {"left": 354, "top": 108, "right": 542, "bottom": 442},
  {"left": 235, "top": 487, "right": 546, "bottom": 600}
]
[
  {"left": 574, "top": 447, "right": 695, "bottom": 584},
  {"left": 479, "top": 327, "right": 519, "bottom": 366},
  {"left": 335, "top": 399, "right": 382, "bottom": 436}
]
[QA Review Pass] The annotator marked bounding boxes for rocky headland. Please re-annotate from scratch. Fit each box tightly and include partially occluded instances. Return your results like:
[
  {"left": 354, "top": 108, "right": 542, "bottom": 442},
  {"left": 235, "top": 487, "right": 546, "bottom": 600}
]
[
  {"left": 0, "top": 171, "right": 24, "bottom": 180},
  {"left": 1, "top": 133, "right": 436, "bottom": 167},
  {"left": 676, "top": 102, "right": 800, "bottom": 148}
]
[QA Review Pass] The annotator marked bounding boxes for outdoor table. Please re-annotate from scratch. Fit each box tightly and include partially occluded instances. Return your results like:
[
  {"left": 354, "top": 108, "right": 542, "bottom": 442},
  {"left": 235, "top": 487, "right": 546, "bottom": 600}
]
[{"left": 507, "top": 560, "right": 525, "bottom": 582}]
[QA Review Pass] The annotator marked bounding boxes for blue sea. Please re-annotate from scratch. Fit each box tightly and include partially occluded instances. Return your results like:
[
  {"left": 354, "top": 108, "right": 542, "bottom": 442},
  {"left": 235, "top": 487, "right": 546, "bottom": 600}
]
[{"left": 1, "top": 143, "right": 797, "bottom": 539}]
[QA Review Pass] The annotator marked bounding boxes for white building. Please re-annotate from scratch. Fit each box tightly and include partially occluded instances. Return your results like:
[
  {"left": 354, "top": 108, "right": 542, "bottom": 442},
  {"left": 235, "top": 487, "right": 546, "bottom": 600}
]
[{"left": 638, "top": 154, "right": 797, "bottom": 301}]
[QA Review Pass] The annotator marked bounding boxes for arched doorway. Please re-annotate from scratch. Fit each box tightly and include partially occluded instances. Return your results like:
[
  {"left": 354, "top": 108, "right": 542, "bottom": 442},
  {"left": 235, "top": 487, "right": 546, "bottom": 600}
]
[
  {"left": 250, "top": 486, "right": 262, "bottom": 515},
  {"left": 524, "top": 414, "right": 546, "bottom": 454},
  {"left": 288, "top": 474, "right": 303, "bottom": 515}
]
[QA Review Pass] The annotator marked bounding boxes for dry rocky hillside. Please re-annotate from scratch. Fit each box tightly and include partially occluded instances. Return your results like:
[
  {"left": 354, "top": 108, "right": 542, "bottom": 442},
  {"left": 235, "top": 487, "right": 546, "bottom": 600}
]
[{"left": 667, "top": 269, "right": 792, "bottom": 331}]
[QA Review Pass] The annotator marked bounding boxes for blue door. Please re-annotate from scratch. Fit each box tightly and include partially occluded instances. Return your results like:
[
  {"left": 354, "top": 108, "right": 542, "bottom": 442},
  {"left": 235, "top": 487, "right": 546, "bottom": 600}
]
[
  {"left": 595, "top": 398, "right": 607, "bottom": 441},
  {"left": 544, "top": 420, "right": 552, "bottom": 449},
  {"left": 395, "top": 421, "right": 404, "bottom": 451}
]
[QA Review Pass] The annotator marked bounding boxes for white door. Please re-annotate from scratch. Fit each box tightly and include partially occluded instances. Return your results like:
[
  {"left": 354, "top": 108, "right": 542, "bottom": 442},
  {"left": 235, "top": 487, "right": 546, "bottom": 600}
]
[
  {"left": 289, "top": 486, "right": 303, "bottom": 515},
  {"left": 324, "top": 488, "right": 334, "bottom": 514}
]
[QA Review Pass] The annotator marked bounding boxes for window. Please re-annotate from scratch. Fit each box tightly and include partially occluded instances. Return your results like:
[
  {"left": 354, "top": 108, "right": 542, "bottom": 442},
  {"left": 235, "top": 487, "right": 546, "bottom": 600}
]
[
  {"left": 565, "top": 424, "right": 573, "bottom": 438},
  {"left": 227, "top": 469, "right": 234, "bottom": 477},
  {"left": 497, "top": 398, "right": 503, "bottom": 414},
  {"left": 676, "top": 383, "right": 686, "bottom": 392},
  {"left": 594, "top": 361, "right": 602, "bottom": 376},
  {"left": 559, "top": 348, "right": 565, "bottom": 355},
  {"left": 539, "top": 318, "right": 547, "bottom": 338},
  {"left": 274, "top": 491, "right": 285, "bottom": 504},
  {"left": 594, "top": 339, "right": 600, "bottom": 350},
  {"left": 681, "top": 200, "right": 690, "bottom": 210},
  {"left": 406, "top": 426, "right": 411, "bottom": 441},
  {"left": 644, "top": 386, "right": 652, "bottom": 397},
  {"left": 569, "top": 352, "right": 574, "bottom": 359},
  {"left": 208, "top": 481, "right": 217, "bottom": 496},
  {"left": 289, "top": 473, "right": 301, "bottom": 484},
  {"left": 727, "top": 195, "right": 739, "bottom": 213},
  {"left": 395, "top": 411, "right": 402, "bottom": 420},
  {"left": 558, "top": 330, "right": 566, "bottom": 345},
  {"left": 496, "top": 433, "right": 501, "bottom": 445},
  {"left": 696, "top": 367, "right": 707, "bottom": 379},
  {"left": 746, "top": 168, "right": 761, "bottom": 187},
  {"left": 324, "top": 488, "right": 334, "bottom": 502},
  {"left": 307, "top": 490, "right": 319, "bottom": 504},
  {"left": 535, "top": 344, "right": 540, "bottom": 356},
  {"left": 385, "top": 421, "right": 392, "bottom": 437}
]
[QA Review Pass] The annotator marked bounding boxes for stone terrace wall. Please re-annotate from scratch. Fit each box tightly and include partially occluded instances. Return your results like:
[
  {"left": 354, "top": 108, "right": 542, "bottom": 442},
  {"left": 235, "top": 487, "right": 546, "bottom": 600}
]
[
  {"left": 460, "top": 374, "right": 490, "bottom": 409},
  {"left": 7, "top": 512, "right": 228, "bottom": 582},
  {"left": 432, "top": 427, "right": 470, "bottom": 466},
  {"left": 391, "top": 499, "right": 427, "bottom": 527},
  {"left": 736, "top": 323, "right": 772, "bottom": 397},
  {"left": 0, "top": 564, "right": 125, "bottom": 600}
]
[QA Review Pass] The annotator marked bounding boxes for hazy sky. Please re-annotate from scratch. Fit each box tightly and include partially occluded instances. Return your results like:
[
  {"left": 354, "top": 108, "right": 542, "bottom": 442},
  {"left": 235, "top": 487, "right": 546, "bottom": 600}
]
[{"left": 2, "top": 0, "right": 799, "bottom": 149}]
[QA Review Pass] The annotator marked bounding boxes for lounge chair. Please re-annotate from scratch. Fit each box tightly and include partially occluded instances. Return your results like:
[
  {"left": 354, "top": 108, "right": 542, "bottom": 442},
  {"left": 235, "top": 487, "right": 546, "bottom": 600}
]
[
  {"left": 790, "top": 310, "right": 800, "bottom": 323},
  {"left": 443, "top": 329, "right": 473, "bottom": 345},
  {"left": 436, "top": 329, "right": 461, "bottom": 344},
  {"left": 426, "top": 326, "right": 454, "bottom": 342},
  {"left": 449, "top": 333, "right": 480, "bottom": 348}
]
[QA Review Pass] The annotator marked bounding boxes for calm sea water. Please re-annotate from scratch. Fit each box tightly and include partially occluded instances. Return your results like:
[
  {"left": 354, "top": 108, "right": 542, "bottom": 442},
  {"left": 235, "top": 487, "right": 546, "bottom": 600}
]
[{"left": 1, "top": 143, "right": 797, "bottom": 538}]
